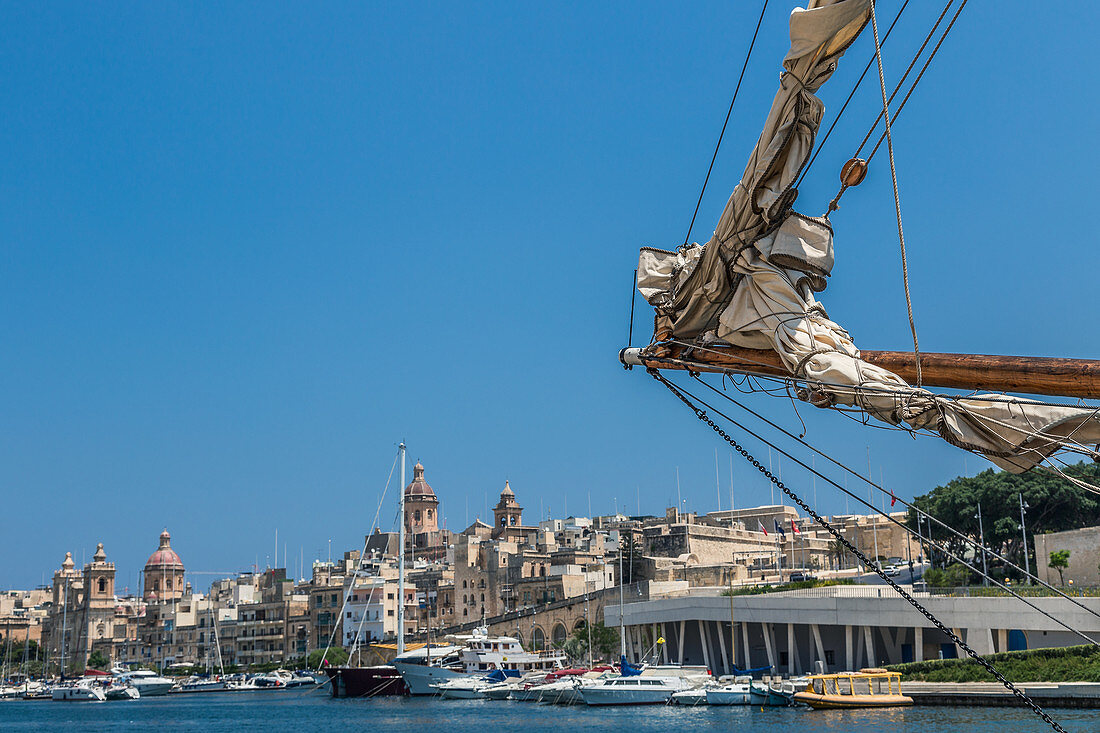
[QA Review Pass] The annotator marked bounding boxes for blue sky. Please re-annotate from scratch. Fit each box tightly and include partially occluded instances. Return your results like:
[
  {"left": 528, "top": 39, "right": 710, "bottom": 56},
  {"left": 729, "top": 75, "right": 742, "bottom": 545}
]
[{"left": 2, "top": 1, "right": 1097, "bottom": 591}]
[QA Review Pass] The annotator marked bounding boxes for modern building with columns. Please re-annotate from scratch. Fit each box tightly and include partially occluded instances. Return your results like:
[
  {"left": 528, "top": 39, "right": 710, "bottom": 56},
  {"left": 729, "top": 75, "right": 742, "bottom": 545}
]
[{"left": 605, "top": 585, "right": 1100, "bottom": 675}]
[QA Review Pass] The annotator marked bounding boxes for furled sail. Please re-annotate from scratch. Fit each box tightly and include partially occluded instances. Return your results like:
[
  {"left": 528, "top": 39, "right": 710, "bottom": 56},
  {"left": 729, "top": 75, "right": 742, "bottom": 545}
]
[{"left": 635, "top": 0, "right": 1100, "bottom": 472}]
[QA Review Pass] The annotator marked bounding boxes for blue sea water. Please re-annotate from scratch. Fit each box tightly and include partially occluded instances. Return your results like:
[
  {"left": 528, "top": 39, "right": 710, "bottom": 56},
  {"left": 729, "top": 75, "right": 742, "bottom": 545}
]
[{"left": 1, "top": 691, "right": 1097, "bottom": 732}]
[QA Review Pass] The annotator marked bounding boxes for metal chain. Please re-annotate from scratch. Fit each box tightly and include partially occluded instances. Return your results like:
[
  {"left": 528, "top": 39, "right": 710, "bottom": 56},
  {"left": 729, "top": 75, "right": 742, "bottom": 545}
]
[{"left": 648, "top": 368, "right": 1067, "bottom": 733}]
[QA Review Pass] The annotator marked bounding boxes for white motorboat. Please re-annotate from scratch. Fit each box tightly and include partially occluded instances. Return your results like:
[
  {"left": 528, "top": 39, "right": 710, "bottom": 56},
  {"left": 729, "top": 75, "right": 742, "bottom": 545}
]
[
  {"left": 394, "top": 629, "right": 566, "bottom": 696},
  {"left": 671, "top": 687, "right": 710, "bottom": 705},
  {"left": 105, "top": 683, "right": 140, "bottom": 701},
  {"left": 114, "top": 669, "right": 174, "bottom": 697},
  {"left": 579, "top": 675, "right": 699, "bottom": 706},
  {"left": 706, "top": 675, "right": 754, "bottom": 705},
  {"left": 481, "top": 671, "right": 544, "bottom": 700},
  {"left": 51, "top": 682, "right": 106, "bottom": 702},
  {"left": 172, "top": 676, "right": 227, "bottom": 693},
  {"left": 432, "top": 675, "right": 492, "bottom": 699}
]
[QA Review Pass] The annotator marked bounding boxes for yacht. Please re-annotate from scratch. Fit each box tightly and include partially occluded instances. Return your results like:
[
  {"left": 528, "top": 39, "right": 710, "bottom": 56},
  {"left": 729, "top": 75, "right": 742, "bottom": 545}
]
[
  {"left": 705, "top": 675, "right": 754, "bottom": 705},
  {"left": 433, "top": 673, "right": 497, "bottom": 699},
  {"left": 104, "top": 683, "right": 140, "bottom": 701},
  {"left": 172, "top": 675, "right": 227, "bottom": 693},
  {"left": 578, "top": 675, "right": 697, "bottom": 706},
  {"left": 393, "top": 629, "right": 566, "bottom": 696},
  {"left": 541, "top": 668, "right": 615, "bottom": 705},
  {"left": 113, "top": 668, "right": 174, "bottom": 697},
  {"left": 577, "top": 664, "right": 711, "bottom": 706},
  {"left": 51, "top": 681, "right": 106, "bottom": 702}
]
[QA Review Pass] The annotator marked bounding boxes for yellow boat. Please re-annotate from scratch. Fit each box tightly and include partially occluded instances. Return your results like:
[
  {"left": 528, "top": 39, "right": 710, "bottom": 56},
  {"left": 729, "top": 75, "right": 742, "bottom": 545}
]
[{"left": 792, "top": 668, "right": 913, "bottom": 710}]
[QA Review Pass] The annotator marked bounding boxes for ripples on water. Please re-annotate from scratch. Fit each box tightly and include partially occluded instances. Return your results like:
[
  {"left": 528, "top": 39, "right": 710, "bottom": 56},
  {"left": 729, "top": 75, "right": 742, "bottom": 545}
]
[{"left": 1, "top": 691, "right": 1097, "bottom": 732}]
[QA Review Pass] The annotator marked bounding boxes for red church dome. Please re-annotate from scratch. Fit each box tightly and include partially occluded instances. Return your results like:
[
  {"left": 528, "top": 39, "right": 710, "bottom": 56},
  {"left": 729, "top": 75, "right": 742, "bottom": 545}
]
[{"left": 144, "top": 529, "right": 184, "bottom": 570}]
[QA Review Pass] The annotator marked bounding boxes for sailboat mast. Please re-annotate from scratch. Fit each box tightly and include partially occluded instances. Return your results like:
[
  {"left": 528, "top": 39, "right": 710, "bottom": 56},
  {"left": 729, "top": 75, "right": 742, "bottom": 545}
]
[
  {"left": 397, "top": 442, "right": 406, "bottom": 657},
  {"left": 618, "top": 536, "right": 625, "bottom": 659},
  {"left": 621, "top": 345, "right": 1100, "bottom": 400}
]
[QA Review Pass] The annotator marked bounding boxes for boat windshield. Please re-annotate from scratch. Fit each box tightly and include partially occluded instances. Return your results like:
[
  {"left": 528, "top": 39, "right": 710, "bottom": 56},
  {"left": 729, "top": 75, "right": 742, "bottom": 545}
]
[{"left": 808, "top": 672, "right": 901, "bottom": 696}]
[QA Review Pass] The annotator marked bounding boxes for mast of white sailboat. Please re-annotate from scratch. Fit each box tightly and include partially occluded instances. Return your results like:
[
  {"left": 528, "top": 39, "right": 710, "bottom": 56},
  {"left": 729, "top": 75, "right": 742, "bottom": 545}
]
[
  {"left": 210, "top": 604, "right": 224, "bottom": 676},
  {"left": 396, "top": 442, "right": 407, "bottom": 657},
  {"left": 618, "top": 532, "right": 625, "bottom": 660}
]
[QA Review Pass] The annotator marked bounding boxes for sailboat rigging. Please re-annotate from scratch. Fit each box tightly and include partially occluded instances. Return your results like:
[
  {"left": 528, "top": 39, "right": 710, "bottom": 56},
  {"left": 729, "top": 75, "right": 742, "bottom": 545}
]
[
  {"left": 622, "top": 0, "right": 1100, "bottom": 477},
  {"left": 619, "top": 1, "right": 1096, "bottom": 730}
]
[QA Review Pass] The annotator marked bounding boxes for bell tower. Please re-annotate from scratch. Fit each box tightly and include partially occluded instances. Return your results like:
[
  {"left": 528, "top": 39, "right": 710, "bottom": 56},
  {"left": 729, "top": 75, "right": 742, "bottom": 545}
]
[{"left": 492, "top": 481, "right": 522, "bottom": 537}]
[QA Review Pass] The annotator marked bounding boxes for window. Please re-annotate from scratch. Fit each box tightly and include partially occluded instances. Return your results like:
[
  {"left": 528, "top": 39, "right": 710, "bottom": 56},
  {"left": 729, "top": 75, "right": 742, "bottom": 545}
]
[
  {"left": 415, "top": 509, "right": 421, "bottom": 522},
  {"left": 98, "top": 578, "right": 106, "bottom": 593},
  {"left": 480, "top": 593, "right": 485, "bottom": 602}
]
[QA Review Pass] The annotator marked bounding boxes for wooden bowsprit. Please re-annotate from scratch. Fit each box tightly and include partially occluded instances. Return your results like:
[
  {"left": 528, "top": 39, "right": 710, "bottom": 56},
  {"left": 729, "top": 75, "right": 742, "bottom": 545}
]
[{"left": 620, "top": 344, "right": 1100, "bottom": 400}]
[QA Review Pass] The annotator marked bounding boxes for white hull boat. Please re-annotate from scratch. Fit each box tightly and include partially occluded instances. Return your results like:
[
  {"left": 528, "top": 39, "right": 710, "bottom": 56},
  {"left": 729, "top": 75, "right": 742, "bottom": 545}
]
[
  {"left": 580, "top": 675, "right": 697, "bottom": 706},
  {"left": 393, "top": 662, "right": 468, "bottom": 696},
  {"left": 105, "top": 684, "right": 140, "bottom": 701},
  {"left": 433, "top": 676, "right": 491, "bottom": 699},
  {"left": 173, "top": 677, "right": 227, "bottom": 693},
  {"left": 706, "top": 683, "right": 753, "bottom": 705},
  {"left": 52, "top": 684, "right": 106, "bottom": 702},
  {"left": 671, "top": 688, "right": 709, "bottom": 705}
]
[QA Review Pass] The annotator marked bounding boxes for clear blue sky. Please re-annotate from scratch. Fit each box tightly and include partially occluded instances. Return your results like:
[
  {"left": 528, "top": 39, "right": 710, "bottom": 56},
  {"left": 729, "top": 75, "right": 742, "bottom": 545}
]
[{"left": 2, "top": 2, "right": 1096, "bottom": 591}]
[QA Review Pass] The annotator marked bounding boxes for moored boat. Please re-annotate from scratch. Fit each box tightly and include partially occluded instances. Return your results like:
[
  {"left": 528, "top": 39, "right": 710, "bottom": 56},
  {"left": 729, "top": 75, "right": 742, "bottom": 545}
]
[
  {"left": 172, "top": 675, "right": 227, "bottom": 693},
  {"left": 394, "top": 630, "right": 565, "bottom": 696},
  {"left": 114, "top": 668, "right": 174, "bottom": 697},
  {"left": 705, "top": 676, "right": 753, "bottom": 706},
  {"left": 326, "top": 665, "right": 407, "bottom": 698},
  {"left": 104, "top": 683, "right": 140, "bottom": 701},
  {"left": 792, "top": 669, "right": 913, "bottom": 710},
  {"left": 51, "top": 681, "right": 106, "bottom": 702}
]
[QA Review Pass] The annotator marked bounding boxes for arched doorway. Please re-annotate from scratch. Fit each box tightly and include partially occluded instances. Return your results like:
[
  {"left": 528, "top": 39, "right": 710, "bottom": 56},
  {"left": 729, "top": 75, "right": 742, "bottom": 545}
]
[
  {"left": 552, "top": 623, "right": 568, "bottom": 647},
  {"left": 531, "top": 626, "right": 546, "bottom": 651}
]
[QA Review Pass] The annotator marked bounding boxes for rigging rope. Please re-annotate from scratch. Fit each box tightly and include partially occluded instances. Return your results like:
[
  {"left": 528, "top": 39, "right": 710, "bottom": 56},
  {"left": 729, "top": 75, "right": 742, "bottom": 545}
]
[
  {"left": 649, "top": 369, "right": 1066, "bottom": 732},
  {"left": 683, "top": 0, "right": 769, "bottom": 246},
  {"left": 688, "top": 370, "right": 1100, "bottom": 626},
  {"left": 829, "top": 0, "right": 969, "bottom": 210},
  {"left": 795, "top": 0, "right": 911, "bottom": 190},
  {"left": 868, "top": 0, "right": 921, "bottom": 386}
]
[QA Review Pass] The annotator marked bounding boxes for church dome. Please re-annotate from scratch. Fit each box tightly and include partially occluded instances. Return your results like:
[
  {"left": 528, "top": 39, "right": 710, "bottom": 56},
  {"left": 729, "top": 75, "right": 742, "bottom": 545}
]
[
  {"left": 501, "top": 480, "right": 514, "bottom": 497},
  {"left": 404, "top": 461, "right": 438, "bottom": 500},
  {"left": 144, "top": 529, "right": 184, "bottom": 571}
]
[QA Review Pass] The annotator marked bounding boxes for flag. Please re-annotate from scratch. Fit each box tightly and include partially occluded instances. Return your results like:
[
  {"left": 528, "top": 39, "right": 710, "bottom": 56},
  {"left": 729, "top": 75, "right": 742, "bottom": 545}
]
[
  {"left": 790, "top": 519, "right": 800, "bottom": 535},
  {"left": 774, "top": 519, "right": 786, "bottom": 539},
  {"left": 758, "top": 520, "right": 768, "bottom": 536},
  {"left": 890, "top": 490, "right": 897, "bottom": 507}
]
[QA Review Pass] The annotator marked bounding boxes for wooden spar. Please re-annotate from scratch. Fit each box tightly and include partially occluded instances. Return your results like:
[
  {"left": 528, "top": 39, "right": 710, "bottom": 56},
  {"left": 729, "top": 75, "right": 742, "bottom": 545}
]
[{"left": 619, "top": 344, "right": 1100, "bottom": 400}]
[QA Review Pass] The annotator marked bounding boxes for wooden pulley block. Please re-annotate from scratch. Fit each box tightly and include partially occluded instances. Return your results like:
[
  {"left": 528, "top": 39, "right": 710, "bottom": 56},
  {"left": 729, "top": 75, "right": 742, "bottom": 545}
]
[{"left": 840, "top": 158, "right": 868, "bottom": 187}]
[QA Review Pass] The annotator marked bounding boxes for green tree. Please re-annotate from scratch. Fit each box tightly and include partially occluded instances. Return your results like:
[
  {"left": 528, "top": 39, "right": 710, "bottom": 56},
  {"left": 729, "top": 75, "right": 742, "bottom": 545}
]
[
  {"left": 924, "top": 563, "right": 971, "bottom": 588},
  {"left": 562, "top": 621, "right": 620, "bottom": 663},
  {"left": 86, "top": 650, "right": 109, "bottom": 670},
  {"left": 906, "top": 462, "right": 1100, "bottom": 573},
  {"left": 1049, "top": 550, "right": 1071, "bottom": 585},
  {"left": 308, "top": 647, "right": 348, "bottom": 669}
]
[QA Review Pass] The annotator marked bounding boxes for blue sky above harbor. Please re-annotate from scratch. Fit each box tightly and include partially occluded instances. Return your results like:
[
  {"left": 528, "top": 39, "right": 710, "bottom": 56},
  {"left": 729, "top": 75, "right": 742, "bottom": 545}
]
[{"left": 2, "top": 1, "right": 1097, "bottom": 590}]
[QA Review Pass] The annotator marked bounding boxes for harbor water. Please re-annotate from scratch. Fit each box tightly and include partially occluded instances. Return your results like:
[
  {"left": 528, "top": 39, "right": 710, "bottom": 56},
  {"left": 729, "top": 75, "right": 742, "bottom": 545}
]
[{"left": 2, "top": 692, "right": 1100, "bottom": 732}]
